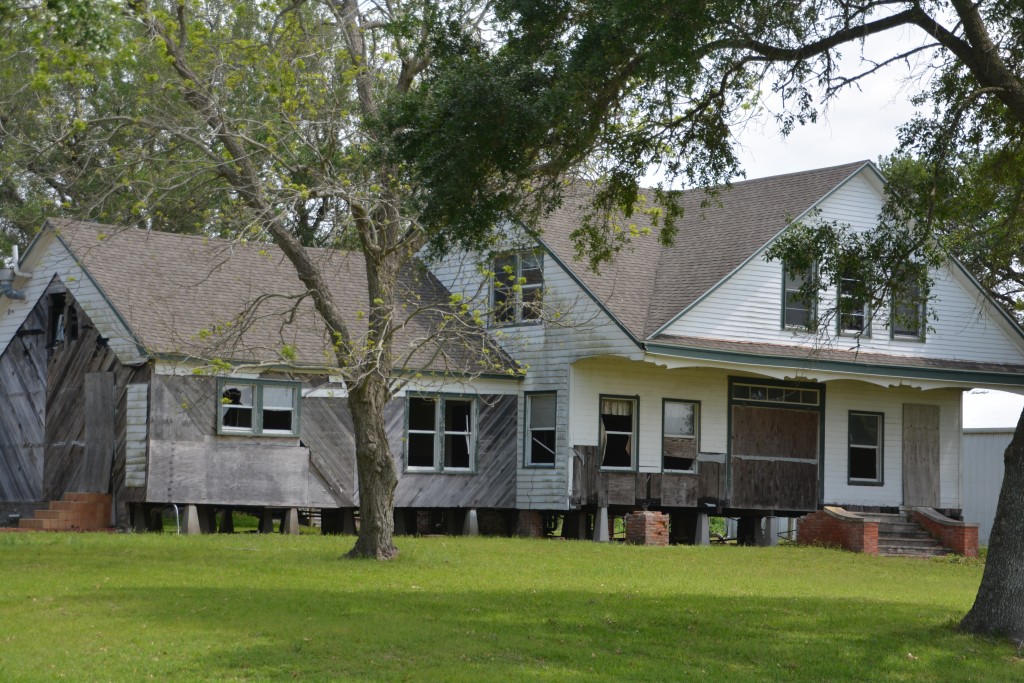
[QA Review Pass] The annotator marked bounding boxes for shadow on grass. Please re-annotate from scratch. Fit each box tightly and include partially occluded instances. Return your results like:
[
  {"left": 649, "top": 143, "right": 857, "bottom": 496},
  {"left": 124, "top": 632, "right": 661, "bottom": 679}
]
[{"left": 37, "top": 585, "right": 1007, "bottom": 682}]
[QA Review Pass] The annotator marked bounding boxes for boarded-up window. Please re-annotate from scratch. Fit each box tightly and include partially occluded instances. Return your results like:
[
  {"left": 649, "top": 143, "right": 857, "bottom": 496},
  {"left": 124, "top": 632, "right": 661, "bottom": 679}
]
[
  {"left": 663, "top": 400, "right": 698, "bottom": 472},
  {"left": 600, "top": 397, "right": 635, "bottom": 469},
  {"left": 849, "top": 411, "right": 883, "bottom": 483},
  {"left": 732, "top": 406, "right": 818, "bottom": 460},
  {"left": 527, "top": 393, "right": 556, "bottom": 466}
]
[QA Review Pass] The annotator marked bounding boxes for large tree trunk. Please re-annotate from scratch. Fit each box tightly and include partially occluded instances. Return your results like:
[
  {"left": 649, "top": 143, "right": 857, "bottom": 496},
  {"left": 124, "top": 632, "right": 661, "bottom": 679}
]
[
  {"left": 959, "top": 408, "right": 1024, "bottom": 643},
  {"left": 346, "top": 377, "right": 399, "bottom": 560}
]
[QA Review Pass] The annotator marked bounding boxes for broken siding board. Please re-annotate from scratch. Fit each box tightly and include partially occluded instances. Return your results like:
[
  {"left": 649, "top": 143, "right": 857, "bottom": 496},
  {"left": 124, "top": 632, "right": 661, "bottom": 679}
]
[
  {"left": 81, "top": 372, "right": 116, "bottom": 492},
  {"left": 299, "top": 398, "right": 356, "bottom": 507},
  {"left": 124, "top": 383, "right": 149, "bottom": 488},
  {"left": 149, "top": 374, "right": 216, "bottom": 442},
  {"left": 661, "top": 474, "right": 699, "bottom": 507}
]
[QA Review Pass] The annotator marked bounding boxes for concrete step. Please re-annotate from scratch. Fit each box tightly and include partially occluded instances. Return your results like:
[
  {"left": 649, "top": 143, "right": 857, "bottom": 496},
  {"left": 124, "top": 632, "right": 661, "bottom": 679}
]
[
  {"left": 879, "top": 528, "right": 933, "bottom": 539},
  {"left": 879, "top": 536, "right": 945, "bottom": 549},
  {"left": 879, "top": 546, "right": 949, "bottom": 558}
]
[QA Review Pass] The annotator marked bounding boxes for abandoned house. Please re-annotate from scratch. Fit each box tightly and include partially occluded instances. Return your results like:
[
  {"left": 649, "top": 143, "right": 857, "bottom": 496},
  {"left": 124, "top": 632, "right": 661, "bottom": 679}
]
[{"left": 1, "top": 160, "right": 1021, "bottom": 554}]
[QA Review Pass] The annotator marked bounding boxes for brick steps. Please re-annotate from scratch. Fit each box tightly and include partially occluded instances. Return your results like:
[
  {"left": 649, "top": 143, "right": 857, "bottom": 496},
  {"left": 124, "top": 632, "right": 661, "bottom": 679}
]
[
  {"left": 868, "top": 512, "right": 949, "bottom": 558},
  {"left": 17, "top": 493, "right": 112, "bottom": 531}
]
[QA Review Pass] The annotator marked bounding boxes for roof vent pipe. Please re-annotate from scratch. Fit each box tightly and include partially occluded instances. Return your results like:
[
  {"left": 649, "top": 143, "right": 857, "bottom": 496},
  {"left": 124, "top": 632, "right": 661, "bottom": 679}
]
[{"left": 1, "top": 244, "right": 31, "bottom": 300}]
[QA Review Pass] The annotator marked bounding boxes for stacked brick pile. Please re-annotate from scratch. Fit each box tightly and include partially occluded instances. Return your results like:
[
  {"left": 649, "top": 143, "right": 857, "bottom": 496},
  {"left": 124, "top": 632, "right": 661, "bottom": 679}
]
[{"left": 625, "top": 511, "right": 669, "bottom": 546}]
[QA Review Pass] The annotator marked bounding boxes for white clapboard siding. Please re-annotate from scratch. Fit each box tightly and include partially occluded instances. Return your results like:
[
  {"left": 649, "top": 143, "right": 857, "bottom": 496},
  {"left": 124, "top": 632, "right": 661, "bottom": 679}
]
[
  {"left": 662, "top": 170, "right": 1024, "bottom": 366},
  {"left": 431, "top": 247, "right": 642, "bottom": 508},
  {"left": 0, "top": 231, "right": 147, "bottom": 366},
  {"left": 124, "top": 383, "right": 150, "bottom": 488},
  {"left": 570, "top": 358, "right": 730, "bottom": 472},
  {"left": 962, "top": 429, "right": 1014, "bottom": 545},
  {"left": 821, "top": 381, "right": 962, "bottom": 508}
]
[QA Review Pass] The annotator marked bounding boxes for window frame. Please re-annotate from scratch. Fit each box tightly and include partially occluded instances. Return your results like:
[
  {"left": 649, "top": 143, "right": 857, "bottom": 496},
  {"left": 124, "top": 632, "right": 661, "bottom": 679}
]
[
  {"left": 837, "top": 273, "right": 871, "bottom": 337},
  {"left": 404, "top": 393, "right": 478, "bottom": 474},
  {"left": 781, "top": 262, "right": 817, "bottom": 330},
  {"left": 662, "top": 399, "right": 700, "bottom": 473},
  {"left": 598, "top": 394, "right": 638, "bottom": 471},
  {"left": 847, "top": 410, "right": 884, "bottom": 486},
  {"left": 490, "top": 249, "right": 544, "bottom": 326},
  {"left": 525, "top": 392, "right": 557, "bottom": 468},
  {"left": 216, "top": 377, "right": 301, "bottom": 437},
  {"left": 890, "top": 283, "right": 926, "bottom": 341}
]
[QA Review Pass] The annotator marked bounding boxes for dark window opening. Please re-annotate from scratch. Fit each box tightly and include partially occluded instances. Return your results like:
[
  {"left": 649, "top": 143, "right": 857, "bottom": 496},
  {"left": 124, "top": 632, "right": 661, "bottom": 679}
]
[
  {"left": 663, "top": 400, "right": 698, "bottom": 472},
  {"left": 783, "top": 264, "right": 815, "bottom": 329},
  {"left": 218, "top": 380, "right": 298, "bottom": 436},
  {"left": 528, "top": 394, "right": 557, "bottom": 466},
  {"left": 839, "top": 273, "right": 869, "bottom": 335},
  {"left": 443, "top": 399, "right": 472, "bottom": 469},
  {"left": 405, "top": 396, "right": 475, "bottom": 471},
  {"left": 848, "top": 412, "right": 882, "bottom": 483},
  {"left": 600, "top": 397, "right": 635, "bottom": 469},
  {"left": 492, "top": 250, "right": 543, "bottom": 325},
  {"left": 48, "top": 292, "right": 67, "bottom": 348},
  {"left": 407, "top": 397, "right": 437, "bottom": 468}
]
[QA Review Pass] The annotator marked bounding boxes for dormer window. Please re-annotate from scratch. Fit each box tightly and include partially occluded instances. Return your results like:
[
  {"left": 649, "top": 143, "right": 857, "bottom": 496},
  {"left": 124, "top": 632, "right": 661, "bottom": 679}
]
[
  {"left": 492, "top": 250, "right": 543, "bottom": 325},
  {"left": 782, "top": 263, "right": 816, "bottom": 329},
  {"left": 838, "top": 271, "right": 870, "bottom": 336},
  {"left": 892, "top": 282, "right": 925, "bottom": 340}
]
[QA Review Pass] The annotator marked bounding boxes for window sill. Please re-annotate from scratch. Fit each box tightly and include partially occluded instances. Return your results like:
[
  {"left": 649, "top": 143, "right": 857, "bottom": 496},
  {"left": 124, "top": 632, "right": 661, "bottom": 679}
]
[
  {"left": 847, "top": 479, "right": 884, "bottom": 487},
  {"left": 663, "top": 469, "right": 698, "bottom": 475},
  {"left": 524, "top": 462, "right": 556, "bottom": 469},
  {"left": 599, "top": 466, "right": 636, "bottom": 472},
  {"left": 489, "top": 319, "right": 543, "bottom": 330},
  {"left": 891, "top": 334, "right": 925, "bottom": 343},
  {"left": 217, "top": 429, "right": 298, "bottom": 438}
]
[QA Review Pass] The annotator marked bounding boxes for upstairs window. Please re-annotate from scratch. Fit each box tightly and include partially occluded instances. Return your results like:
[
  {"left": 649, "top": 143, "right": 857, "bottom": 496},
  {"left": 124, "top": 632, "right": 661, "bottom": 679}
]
[
  {"left": 892, "top": 282, "right": 925, "bottom": 340},
  {"left": 218, "top": 379, "right": 300, "bottom": 436},
  {"left": 663, "top": 400, "right": 699, "bottom": 472},
  {"left": 848, "top": 411, "right": 883, "bottom": 484},
  {"left": 838, "top": 271, "right": 869, "bottom": 336},
  {"left": 782, "top": 263, "right": 816, "bottom": 329},
  {"left": 492, "top": 250, "right": 543, "bottom": 325},
  {"left": 526, "top": 393, "right": 557, "bottom": 466},
  {"left": 600, "top": 396, "right": 636, "bottom": 469},
  {"left": 406, "top": 395, "right": 476, "bottom": 472}
]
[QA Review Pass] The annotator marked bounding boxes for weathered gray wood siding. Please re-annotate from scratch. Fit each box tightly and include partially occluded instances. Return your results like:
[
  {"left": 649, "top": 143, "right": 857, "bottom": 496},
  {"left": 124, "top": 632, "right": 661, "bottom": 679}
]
[
  {"left": 0, "top": 289, "right": 49, "bottom": 502},
  {"left": 392, "top": 394, "right": 518, "bottom": 509},
  {"left": 43, "top": 294, "right": 146, "bottom": 506},
  {"left": 429, "top": 247, "right": 642, "bottom": 510},
  {"left": 146, "top": 375, "right": 353, "bottom": 507}
]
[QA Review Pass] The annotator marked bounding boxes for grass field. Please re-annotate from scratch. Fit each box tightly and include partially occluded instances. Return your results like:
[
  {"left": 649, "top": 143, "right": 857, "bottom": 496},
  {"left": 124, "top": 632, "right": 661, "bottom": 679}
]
[{"left": 0, "top": 532, "right": 1019, "bottom": 682}]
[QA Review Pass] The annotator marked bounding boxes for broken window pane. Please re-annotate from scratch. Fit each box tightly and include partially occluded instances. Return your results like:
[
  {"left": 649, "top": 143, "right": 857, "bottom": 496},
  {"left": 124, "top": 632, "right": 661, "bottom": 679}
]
[
  {"left": 600, "top": 398, "right": 635, "bottom": 468},
  {"left": 221, "top": 384, "right": 255, "bottom": 430},
  {"left": 528, "top": 394, "right": 556, "bottom": 465}
]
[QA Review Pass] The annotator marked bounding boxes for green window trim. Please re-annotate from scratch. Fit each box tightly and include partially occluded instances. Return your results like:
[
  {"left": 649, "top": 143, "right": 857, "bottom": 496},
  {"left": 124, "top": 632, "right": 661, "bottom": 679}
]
[
  {"left": 837, "top": 274, "right": 871, "bottom": 338},
  {"left": 848, "top": 411, "right": 884, "bottom": 486},
  {"left": 216, "top": 377, "right": 301, "bottom": 437},
  {"left": 781, "top": 262, "right": 817, "bottom": 331},
  {"left": 662, "top": 398, "right": 700, "bottom": 473},
  {"left": 890, "top": 287, "right": 927, "bottom": 342},
  {"left": 525, "top": 392, "right": 557, "bottom": 468},
  {"left": 404, "top": 393, "right": 478, "bottom": 474},
  {"left": 599, "top": 394, "right": 639, "bottom": 471}
]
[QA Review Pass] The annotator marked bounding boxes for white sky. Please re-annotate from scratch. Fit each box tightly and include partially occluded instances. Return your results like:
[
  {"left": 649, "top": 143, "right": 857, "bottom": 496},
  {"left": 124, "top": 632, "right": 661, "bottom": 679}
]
[{"left": 723, "top": 27, "right": 1023, "bottom": 429}]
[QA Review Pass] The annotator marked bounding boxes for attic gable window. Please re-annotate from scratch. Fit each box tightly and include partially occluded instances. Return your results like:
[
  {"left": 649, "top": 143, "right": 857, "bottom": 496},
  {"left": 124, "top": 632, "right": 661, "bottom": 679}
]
[
  {"left": 892, "top": 282, "right": 925, "bottom": 340},
  {"left": 782, "top": 263, "right": 816, "bottom": 329},
  {"left": 217, "top": 378, "right": 300, "bottom": 436},
  {"left": 492, "top": 250, "right": 543, "bottom": 325},
  {"left": 838, "top": 272, "right": 870, "bottom": 336}
]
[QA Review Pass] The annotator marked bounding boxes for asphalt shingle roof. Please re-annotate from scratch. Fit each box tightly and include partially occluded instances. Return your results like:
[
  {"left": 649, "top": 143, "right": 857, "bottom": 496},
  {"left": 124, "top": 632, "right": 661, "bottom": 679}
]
[
  {"left": 536, "top": 161, "right": 870, "bottom": 339},
  {"left": 50, "top": 218, "right": 515, "bottom": 375}
]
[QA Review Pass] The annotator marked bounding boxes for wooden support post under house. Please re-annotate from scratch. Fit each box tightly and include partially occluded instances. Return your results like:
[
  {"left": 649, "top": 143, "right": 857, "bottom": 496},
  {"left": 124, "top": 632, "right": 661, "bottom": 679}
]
[
  {"left": 259, "top": 508, "right": 275, "bottom": 534},
  {"left": 218, "top": 508, "right": 234, "bottom": 533}
]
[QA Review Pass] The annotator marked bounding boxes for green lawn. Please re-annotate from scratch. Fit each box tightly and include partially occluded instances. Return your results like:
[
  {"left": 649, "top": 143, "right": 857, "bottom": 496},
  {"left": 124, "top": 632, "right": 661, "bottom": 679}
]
[{"left": 0, "top": 533, "right": 1018, "bottom": 682}]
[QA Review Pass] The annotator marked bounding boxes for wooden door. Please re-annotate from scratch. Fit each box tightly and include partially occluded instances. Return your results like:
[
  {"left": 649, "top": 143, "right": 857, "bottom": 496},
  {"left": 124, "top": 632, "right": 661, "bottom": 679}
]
[{"left": 902, "top": 403, "right": 940, "bottom": 507}]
